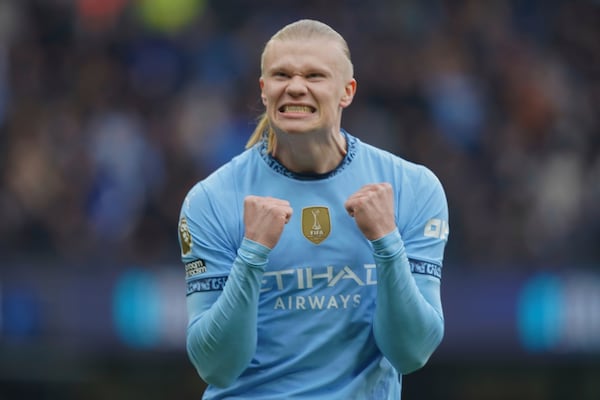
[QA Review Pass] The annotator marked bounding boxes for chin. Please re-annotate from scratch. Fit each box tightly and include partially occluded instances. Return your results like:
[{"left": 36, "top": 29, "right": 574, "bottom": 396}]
[{"left": 274, "top": 122, "right": 318, "bottom": 136}]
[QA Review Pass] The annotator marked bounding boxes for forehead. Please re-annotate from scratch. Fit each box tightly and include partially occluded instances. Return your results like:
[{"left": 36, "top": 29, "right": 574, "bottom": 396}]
[{"left": 263, "top": 38, "right": 348, "bottom": 73}]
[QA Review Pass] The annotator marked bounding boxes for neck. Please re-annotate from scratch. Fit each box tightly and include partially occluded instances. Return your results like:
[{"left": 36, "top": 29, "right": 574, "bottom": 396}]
[{"left": 272, "top": 130, "right": 347, "bottom": 174}]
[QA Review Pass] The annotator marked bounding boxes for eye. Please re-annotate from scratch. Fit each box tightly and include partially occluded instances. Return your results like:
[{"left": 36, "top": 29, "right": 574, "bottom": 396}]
[
  {"left": 273, "top": 71, "right": 289, "bottom": 79},
  {"left": 306, "top": 72, "right": 325, "bottom": 80}
]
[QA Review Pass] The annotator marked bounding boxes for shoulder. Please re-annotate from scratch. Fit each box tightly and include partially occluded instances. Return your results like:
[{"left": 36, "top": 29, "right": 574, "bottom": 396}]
[
  {"left": 354, "top": 136, "right": 443, "bottom": 189},
  {"left": 190, "top": 148, "right": 258, "bottom": 193},
  {"left": 180, "top": 147, "right": 259, "bottom": 213},
  {"left": 352, "top": 135, "right": 409, "bottom": 169},
  {"left": 205, "top": 147, "right": 258, "bottom": 187},
  {"left": 404, "top": 160, "right": 444, "bottom": 193}
]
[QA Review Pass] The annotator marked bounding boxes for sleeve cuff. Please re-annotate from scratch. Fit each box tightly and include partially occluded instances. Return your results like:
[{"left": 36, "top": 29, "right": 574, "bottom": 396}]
[
  {"left": 370, "top": 230, "right": 405, "bottom": 259},
  {"left": 238, "top": 237, "right": 271, "bottom": 268}
]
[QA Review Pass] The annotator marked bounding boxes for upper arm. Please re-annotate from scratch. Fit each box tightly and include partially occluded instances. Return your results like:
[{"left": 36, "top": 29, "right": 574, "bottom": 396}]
[
  {"left": 397, "top": 166, "right": 448, "bottom": 317},
  {"left": 399, "top": 166, "right": 449, "bottom": 268},
  {"left": 178, "top": 182, "right": 241, "bottom": 320}
]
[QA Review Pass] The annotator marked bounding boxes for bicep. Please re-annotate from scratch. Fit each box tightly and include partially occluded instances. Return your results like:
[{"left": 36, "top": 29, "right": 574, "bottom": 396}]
[{"left": 399, "top": 167, "right": 449, "bottom": 266}]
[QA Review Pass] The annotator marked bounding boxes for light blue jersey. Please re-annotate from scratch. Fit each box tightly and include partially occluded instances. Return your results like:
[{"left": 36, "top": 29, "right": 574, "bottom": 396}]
[{"left": 178, "top": 131, "right": 449, "bottom": 399}]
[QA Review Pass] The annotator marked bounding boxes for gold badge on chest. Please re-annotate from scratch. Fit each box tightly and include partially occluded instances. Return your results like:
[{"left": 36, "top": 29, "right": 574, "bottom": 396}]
[{"left": 301, "top": 206, "right": 331, "bottom": 245}]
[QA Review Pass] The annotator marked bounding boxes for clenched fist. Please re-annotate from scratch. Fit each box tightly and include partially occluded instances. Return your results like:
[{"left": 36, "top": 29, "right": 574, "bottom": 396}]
[
  {"left": 345, "top": 183, "right": 397, "bottom": 241},
  {"left": 244, "top": 195, "right": 293, "bottom": 249}
]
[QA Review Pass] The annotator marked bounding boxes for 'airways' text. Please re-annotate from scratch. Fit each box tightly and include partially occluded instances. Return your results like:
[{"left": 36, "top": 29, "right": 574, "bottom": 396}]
[{"left": 273, "top": 294, "right": 362, "bottom": 310}]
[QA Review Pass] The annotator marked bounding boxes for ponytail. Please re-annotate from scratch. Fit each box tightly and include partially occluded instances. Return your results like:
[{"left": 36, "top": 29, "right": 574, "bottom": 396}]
[{"left": 245, "top": 113, "right": 275, "bottom": 153}]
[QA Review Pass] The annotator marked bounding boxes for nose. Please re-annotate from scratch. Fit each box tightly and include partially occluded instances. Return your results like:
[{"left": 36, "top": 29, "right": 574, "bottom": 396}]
[{"left": 286, "top": 75, "right": 307, "bottom": 96}]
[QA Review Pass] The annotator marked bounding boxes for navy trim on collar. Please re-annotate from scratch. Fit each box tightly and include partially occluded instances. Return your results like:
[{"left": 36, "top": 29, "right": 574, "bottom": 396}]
[{"left": 258, "top": 130, "right": 357, "bottom": 180}]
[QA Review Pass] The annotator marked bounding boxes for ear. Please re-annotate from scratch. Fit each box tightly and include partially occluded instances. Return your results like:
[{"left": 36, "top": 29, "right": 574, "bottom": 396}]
[
  {"left": 259, "top": 78, "right": 267, "bottom": 106},
  {"left": 340, "top": 79, "right": 357, "bottom": 108}
]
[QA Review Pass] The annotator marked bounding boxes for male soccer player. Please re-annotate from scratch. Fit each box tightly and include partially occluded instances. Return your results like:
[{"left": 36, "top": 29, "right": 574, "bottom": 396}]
[{"left": 178, "top": 19, "right": 449, "bottom": 399}]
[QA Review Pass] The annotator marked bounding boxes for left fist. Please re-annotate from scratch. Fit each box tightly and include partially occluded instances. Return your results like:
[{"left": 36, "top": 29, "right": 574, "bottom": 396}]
[{"left": 345, "top": 183, "right": 397, "bottom": 241}]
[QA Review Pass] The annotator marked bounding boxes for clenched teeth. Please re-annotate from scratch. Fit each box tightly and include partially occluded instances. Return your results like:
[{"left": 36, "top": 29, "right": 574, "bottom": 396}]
[{"left": 281, "top": 105, "right": 314, "bottom": 113}]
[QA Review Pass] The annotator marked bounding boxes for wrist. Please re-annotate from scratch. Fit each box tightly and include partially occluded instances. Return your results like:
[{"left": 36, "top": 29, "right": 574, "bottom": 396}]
[
  {"left": 370, "top": 230, "right": 404, "bottom": 258},
  {"left": 238, "top": 237, "right": 271, "bottom": 268}
]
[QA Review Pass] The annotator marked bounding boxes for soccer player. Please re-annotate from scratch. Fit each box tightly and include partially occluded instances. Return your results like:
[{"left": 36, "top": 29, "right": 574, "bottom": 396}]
[{"left": 178, "top": 19, "right": 449, "bottom": 399}]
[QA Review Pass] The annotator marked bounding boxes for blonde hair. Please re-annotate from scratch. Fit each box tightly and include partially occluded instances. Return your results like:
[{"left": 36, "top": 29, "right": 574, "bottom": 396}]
[{"left": 245, "top": 19, "right": 353, "bottom": 152}]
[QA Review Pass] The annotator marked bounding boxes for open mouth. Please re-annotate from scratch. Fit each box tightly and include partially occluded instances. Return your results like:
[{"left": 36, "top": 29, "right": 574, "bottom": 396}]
[{"left": 279, "top": 105, "right": 316, "bottom": 113}]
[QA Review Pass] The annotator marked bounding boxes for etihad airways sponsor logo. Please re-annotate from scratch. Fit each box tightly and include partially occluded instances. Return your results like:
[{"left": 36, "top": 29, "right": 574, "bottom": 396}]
[
  {"left": 262, "top": 264, "right": 376, "bottom": 311},
  {"left": 273, "top": 293, "right": 362, "bottom": 310},
  {"left": 260, "top": 264, "right": 377, "bottom": 293}
]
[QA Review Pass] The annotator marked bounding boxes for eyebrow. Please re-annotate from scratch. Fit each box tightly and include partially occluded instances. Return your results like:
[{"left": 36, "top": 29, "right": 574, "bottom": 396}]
[{"left": 265, "top": 60, "right": 333, "bottom": 76}]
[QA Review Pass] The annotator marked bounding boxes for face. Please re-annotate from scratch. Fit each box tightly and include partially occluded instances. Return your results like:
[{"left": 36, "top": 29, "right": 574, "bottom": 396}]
[{"left": 260, "top": 38, "right": 356, "bottom": 137}]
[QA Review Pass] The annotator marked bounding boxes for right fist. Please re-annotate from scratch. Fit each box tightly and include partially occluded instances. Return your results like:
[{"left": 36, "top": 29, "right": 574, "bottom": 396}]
[{"left": 243, "top": 196, "right": 293, "bottom": 249}]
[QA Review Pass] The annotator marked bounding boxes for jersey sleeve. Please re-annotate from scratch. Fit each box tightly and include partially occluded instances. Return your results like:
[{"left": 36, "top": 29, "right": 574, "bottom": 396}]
[
  {"left": 372, "top": 165, "right": 449, "bottom": 374},
  {"left": 178, "top": 181, "right": 267, "bottom": 388},
  {"left": 401, "top": 166, "right": 449, "bottom": 269},
  {"left": 178, "top": 181, "right": 240, "bottom": 278}
]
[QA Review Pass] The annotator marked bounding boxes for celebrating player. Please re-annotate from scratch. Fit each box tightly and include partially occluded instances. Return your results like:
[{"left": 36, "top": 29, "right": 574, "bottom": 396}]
[{"left": 178, "top": 19, "right": 449, "bottom": 399}]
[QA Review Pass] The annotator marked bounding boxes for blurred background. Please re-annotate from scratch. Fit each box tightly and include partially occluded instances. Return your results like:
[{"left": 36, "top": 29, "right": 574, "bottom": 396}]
[{"left": 0, "top": 0, "right": 599, "bottom": 399}]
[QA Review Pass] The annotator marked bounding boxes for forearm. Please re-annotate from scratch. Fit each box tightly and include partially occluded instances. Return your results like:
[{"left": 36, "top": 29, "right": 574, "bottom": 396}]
[
  {"left": 372, "top": 230, "right": 444, "bottom": 374},
  {"left": 186, "top": 238, "right": 270, "bottom": 387}
]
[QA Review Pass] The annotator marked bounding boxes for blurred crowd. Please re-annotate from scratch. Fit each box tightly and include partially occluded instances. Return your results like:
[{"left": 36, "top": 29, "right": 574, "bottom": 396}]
[{"left": 0, "top": 0, "right": 598, "bottom": 269}]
